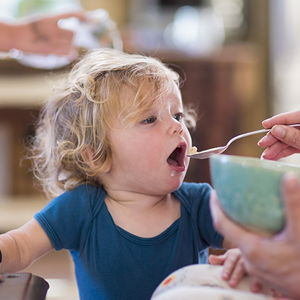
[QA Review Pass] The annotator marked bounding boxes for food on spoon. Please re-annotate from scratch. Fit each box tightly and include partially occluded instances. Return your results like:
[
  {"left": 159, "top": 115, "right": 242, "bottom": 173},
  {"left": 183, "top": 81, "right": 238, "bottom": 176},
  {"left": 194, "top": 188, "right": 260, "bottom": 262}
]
[{"left": 188, "top": 146, "right": 197, "bottom": 155}]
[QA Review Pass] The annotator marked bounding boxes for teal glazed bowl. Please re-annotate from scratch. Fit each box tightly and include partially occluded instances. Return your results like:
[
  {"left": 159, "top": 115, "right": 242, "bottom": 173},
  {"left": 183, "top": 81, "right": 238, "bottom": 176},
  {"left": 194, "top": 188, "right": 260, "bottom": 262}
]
[{"left": 209, "top": 154, "right": 300, "bottom": 234}]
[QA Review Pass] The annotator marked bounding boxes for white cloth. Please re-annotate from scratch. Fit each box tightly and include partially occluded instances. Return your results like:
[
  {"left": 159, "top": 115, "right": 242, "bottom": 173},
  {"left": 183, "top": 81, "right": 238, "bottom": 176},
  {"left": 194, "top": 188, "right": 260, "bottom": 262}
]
[{"left": 151, "top": 264, "right": 274, "bottom": 300}]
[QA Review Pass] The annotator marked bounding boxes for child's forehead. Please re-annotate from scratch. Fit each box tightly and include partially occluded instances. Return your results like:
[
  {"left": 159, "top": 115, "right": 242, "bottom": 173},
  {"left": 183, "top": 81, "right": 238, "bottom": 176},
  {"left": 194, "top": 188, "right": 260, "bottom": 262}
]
[
  {"left": 121, "top": 78, "right": 177, "bottom": 99},
  {"left": 112, "top": 80, "right": 182, "bottom": 127},
  {"left": 140, "top": 80, "right": 179, "bottom": 100},
  {"left": 137, "top": 84, "right": 183, "bottom": 115}
]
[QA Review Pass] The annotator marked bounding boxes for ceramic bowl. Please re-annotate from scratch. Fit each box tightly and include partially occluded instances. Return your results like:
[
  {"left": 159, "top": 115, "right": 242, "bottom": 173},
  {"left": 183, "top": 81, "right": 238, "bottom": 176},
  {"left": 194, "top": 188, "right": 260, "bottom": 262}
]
[{"left": 209, "top": 154, "right": 300, "bottom": 234}]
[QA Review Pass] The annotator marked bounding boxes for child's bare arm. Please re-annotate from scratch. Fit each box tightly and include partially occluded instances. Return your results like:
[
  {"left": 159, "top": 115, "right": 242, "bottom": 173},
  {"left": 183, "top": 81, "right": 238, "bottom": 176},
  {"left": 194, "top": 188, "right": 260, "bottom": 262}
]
[{"left": 0, "top": 219, "right": 54, "bottom": 272}]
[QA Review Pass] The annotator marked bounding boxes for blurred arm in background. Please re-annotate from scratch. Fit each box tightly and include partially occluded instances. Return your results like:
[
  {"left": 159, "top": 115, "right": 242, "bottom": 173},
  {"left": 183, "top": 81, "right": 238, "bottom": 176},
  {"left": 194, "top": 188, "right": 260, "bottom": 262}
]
[{"left": 0, "top": 11, "right": 87, "bottom": 55}]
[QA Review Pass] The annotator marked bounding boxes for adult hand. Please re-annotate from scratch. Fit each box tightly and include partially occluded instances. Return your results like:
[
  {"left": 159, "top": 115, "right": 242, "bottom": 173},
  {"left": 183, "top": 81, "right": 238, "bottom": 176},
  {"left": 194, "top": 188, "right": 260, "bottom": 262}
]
[
  {"left": 209, "top": 172, "right": 300, "bottom": 299},
  {"left": 1, "top": 11, "right": 87, "bottom": 55},
  {"left": 258, "top": 111, "right": 300, "bottom": 160}
]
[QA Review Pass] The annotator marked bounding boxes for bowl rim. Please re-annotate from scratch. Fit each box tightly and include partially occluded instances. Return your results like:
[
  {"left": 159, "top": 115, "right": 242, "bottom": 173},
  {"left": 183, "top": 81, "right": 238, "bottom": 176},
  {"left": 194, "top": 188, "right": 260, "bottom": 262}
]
[{"left": 209, "top": 154, "right": 300, "bottom": 173}]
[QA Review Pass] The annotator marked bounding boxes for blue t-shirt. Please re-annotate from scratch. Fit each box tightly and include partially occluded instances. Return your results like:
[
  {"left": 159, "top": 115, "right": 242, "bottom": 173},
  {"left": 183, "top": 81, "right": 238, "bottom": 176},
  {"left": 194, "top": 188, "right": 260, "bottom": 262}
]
[{"left": 34, "top": 182, "right": 223, "bottom": 300}]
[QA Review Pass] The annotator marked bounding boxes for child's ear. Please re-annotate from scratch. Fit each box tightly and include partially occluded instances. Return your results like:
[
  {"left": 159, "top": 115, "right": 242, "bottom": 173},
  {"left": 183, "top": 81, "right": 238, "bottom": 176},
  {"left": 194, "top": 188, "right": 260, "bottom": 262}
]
[{"left": 81, "top": 147, "right": 99, "bottom": 169}]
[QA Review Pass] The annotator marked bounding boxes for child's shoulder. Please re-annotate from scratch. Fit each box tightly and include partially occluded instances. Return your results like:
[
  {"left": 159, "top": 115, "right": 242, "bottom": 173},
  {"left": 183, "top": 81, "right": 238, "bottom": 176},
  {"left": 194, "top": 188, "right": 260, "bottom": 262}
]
[
  {"left": 63, "top": 183, "right": 105, "bottom": 195},
  {"left": 174, "top": 182, "right": 212, "bottom": 210},
  {"left": 54, "top": 184, "right": 106, "bottom": 207},
  {"left": 177, "top": 181, "right": 212, "bottom": 196}
]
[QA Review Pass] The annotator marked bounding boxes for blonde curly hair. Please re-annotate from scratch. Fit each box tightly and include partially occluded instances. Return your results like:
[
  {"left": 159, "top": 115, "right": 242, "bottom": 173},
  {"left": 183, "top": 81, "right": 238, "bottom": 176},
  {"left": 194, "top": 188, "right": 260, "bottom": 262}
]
[{"left": 28, "top": 49, "right": 196, "bottom": 198}]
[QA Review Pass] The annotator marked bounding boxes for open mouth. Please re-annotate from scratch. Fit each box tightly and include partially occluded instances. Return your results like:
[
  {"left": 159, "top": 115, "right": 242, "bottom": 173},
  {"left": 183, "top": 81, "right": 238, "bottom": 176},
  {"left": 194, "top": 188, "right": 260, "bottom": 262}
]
[{"left": 167, "top": 144, "right": 187, "bottom": 167}]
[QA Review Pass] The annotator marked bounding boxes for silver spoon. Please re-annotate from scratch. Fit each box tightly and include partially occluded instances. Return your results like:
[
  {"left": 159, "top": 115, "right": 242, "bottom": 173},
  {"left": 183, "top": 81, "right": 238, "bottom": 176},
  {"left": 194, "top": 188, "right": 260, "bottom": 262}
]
[{"left": 187, "top": 124, "right": 300, "bottom": 159}]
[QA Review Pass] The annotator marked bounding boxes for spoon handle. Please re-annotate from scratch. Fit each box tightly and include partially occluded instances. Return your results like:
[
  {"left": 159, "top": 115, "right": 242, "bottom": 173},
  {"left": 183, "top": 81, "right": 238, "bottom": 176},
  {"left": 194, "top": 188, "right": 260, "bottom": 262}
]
[{"left": 188, "top": 123, "right": 300, "bottom": 160}]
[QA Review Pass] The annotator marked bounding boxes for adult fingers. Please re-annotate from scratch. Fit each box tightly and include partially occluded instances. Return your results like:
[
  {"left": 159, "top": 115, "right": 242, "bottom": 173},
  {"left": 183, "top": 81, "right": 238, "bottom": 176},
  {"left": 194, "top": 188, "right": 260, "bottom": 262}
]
[
  {"left": 271, "top": 125, "right": 300, "bottom": 151},
  {"left": 260, "top": 142, "right": 294, "bottom": 160},
  {"left": 262, "top": 111, "right": 300, "bottom": 128},
  {"left": 258, "top": 131, "right": 279, "bottom": 148},
  {"left": 210, "top": 191, "right": 280, "bottom": 279},
  {"left": 280, "top": 172, "right": 300, "bottom": 238},
  {"left": 268, "top": 147, "right": 300, "bottom": 161},
  {"left": 209, "top": 190, "right": 252, "bottom": 244},
  {"left": 209, "top": 191, "right": 273, "bottom": 262}
]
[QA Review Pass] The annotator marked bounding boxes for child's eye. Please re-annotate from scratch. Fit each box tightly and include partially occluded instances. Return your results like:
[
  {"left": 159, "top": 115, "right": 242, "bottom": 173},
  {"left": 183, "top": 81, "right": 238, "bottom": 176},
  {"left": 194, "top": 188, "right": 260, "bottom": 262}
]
[
  {"left": 173, "top": 113, "right": 183, "bottom": 122},
  {"left": 141, "top": 116, "right": 157, "bottom": 124}
]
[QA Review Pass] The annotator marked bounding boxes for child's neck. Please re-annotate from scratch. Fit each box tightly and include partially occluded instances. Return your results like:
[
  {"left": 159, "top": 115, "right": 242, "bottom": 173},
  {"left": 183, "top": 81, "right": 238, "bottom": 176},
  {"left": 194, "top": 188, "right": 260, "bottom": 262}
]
[
  {"left": 105, "top": 189, "right": 170, "bottom": 211},
  {"left": 104, "top": 190, "right": 181, "bottom": 238}
]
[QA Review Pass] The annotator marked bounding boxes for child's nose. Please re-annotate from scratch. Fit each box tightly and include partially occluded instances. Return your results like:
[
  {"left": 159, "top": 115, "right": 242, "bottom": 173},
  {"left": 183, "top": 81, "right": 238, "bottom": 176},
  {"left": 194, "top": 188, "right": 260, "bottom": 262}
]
[{"left": 169, "top": 117, "right": 184, "bottom": 136}]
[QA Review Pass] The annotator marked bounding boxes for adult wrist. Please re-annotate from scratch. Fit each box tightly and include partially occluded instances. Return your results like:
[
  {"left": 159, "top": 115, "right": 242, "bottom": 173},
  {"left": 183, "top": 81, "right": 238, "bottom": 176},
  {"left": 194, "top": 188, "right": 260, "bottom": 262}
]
[
  {"left": 0, "top": 22, "right": 19, "bottom": 52},
  {"left": 1, "top": 20, "right": 35, "bottom": 53}
]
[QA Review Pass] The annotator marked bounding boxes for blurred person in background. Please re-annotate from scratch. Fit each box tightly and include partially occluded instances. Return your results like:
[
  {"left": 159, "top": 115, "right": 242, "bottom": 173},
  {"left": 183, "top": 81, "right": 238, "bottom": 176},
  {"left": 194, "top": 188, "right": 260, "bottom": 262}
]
[
  {"left": 210, "top": 110, "right": 300, "bottom": 299},
  {"left": 0, "top": 11, "right": 86, "bottom": 56}
]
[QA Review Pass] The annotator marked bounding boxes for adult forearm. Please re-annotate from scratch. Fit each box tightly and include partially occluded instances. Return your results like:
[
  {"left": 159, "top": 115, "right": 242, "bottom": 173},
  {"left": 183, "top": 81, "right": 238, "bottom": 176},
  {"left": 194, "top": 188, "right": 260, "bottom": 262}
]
[{"left": 0, "top": 22, "right": 24, "bottom": 52}]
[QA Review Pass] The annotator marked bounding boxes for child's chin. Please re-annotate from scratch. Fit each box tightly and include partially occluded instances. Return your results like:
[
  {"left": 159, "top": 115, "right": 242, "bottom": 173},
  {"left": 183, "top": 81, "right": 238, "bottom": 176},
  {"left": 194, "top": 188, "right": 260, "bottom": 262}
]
[{"left": 169, "top": 176, "right": 185, "bottom": 189}]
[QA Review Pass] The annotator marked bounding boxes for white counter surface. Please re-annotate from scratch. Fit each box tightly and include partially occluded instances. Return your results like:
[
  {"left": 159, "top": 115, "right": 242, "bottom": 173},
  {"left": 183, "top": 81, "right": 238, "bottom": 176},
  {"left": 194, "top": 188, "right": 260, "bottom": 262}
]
[
  {"left": 0, "top": 72, "right": 66, "bottom": 108},
  {"left": 0, "top": 196, "right": 48, "bottom": 232}
]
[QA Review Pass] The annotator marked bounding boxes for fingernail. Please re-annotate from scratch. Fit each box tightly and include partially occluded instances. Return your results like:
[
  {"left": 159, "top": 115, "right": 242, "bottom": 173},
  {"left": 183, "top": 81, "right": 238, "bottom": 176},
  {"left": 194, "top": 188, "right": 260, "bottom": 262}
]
[
  {"left": 262, "top": 118, "right": 270, "bottom": 125},
  {"left": 273, "top": 126, "right": 286, "bottom": 139},
  {"left": 222, "top": 271, "right": 229, "bottom": 280},
  {"left": 229, "top": 278, "right": 237, "bottom": 287},
  {"left": 258, "top": 136, "right": 267, "bottom": 145},
  {"left": 260, "top": 150, "right": 267, "bottom": 159}
]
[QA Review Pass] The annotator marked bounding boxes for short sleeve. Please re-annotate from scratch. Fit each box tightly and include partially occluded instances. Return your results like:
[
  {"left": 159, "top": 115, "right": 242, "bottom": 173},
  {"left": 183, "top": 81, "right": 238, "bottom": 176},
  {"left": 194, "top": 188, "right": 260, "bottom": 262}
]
[
  {"left": 34, "top": 185, "right": 105, "bottom": 251},
  {"left": 194, "top": 184, "right": 224, "bottom": 249},
  {"left": 176, "top": 182, "right": 224, "bottom": 250}
]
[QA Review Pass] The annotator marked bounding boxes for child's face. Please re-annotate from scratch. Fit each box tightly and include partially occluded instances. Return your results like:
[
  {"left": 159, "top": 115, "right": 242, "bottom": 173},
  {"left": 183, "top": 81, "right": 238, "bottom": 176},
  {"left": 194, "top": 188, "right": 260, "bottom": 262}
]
[{"left": 105, "top": 81, "right": 192, "bottom": 195}]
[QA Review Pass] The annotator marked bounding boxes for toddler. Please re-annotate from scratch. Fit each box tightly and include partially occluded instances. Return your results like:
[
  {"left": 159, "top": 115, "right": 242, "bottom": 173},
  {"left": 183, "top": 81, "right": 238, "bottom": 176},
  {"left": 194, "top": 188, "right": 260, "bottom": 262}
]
[{"left": 2, "top": 49, "right": 244, "bottom": 300}]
